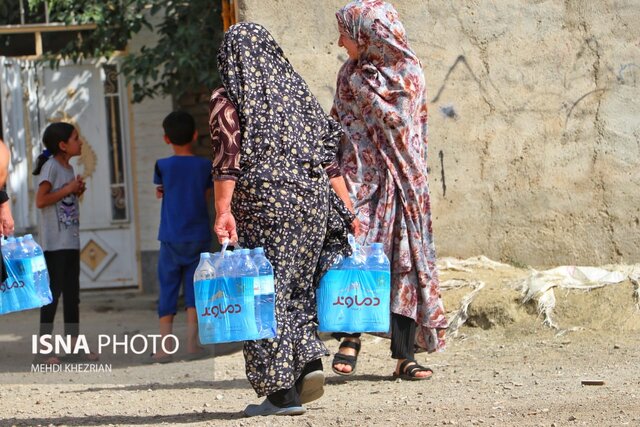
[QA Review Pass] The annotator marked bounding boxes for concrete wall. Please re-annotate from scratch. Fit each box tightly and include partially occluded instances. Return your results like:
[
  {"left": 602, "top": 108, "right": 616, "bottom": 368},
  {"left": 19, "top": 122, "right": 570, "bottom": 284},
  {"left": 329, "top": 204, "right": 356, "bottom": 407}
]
[{"left": 237, "top": 0, "right": 640, "bottom": 266}]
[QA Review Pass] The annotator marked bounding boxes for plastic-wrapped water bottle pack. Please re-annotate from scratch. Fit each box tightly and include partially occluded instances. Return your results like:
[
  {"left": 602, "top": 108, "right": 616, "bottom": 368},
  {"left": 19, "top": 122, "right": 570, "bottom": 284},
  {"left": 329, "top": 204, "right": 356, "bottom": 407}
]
[
  {"left": 0, "top": 234, "right": 53, "bottom": 315},
  {"left": 317, "top": 236, "right": 391, "bottom": 333},
  {"left": 194, "top": 246, "right": 276, "bottom": 344}
]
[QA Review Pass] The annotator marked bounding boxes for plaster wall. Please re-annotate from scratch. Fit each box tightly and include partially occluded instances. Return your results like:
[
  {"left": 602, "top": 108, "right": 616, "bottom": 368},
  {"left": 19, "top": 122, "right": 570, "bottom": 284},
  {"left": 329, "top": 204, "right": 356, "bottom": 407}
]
[
  {"left": 128, "top": 15, "right": 174, "bottom": 254},
  {"left": 237, "top": 0, "right": 640, "bottom": 266},
  {"left": 128, "top": 13, "right": 174, "bottom": 291}
]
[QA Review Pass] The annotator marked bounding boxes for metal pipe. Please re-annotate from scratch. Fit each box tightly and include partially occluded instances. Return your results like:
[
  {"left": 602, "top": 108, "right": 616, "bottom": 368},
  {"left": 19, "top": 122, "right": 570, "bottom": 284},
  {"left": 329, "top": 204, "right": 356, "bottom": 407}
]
[{"left": 19, "top": 0, "right": 25, "bottom": 25}]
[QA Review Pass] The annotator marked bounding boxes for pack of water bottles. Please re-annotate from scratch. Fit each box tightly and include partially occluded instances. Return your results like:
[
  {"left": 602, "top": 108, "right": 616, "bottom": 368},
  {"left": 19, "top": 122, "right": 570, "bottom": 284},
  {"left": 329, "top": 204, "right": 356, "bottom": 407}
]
[
  {"left": 0, "top": 234, "right": 52, "bottom": 316},
  {"left": 194, "top": 247, "right": 276, "bottom": 344},
  {"left": 317, "top": 236, "right": 391, "bottom": 333}
]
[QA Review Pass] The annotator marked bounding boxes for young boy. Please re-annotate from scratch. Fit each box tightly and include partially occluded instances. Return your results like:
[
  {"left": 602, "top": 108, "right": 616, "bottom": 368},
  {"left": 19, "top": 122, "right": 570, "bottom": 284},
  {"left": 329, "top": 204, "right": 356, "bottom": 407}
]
[{"left": 149, "top": 111, "right": 212, "bottom": 363}]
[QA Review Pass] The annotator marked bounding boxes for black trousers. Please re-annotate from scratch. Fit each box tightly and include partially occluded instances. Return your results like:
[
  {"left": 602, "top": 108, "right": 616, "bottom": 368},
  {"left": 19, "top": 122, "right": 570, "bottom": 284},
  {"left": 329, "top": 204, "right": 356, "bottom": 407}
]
[
  {"left": 332, "top": 313, "right": 416, "bottom": 360},
  {"left": 39, "top": 250, "right": 81, "bottom": 337}
]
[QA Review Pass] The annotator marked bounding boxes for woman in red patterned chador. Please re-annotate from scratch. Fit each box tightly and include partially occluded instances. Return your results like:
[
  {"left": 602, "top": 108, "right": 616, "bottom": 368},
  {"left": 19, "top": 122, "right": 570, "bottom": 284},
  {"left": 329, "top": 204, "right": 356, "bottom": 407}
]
[{"left": 330, "top": 0, "right": 448, "bottom": 380}]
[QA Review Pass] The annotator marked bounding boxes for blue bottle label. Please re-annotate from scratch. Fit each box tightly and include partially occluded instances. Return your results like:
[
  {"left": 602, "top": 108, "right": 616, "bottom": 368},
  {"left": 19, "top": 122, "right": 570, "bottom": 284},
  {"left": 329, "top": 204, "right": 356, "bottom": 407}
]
[{"left": 194, "top": 276, "right": 259, "bottom": 344}]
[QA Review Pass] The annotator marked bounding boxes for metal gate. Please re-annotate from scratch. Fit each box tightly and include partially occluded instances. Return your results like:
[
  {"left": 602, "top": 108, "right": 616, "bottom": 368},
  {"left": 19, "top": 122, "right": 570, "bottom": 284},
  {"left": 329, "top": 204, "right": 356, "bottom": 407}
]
[{"left": 0, "top": 58, "right": 139, "bottom": 289}]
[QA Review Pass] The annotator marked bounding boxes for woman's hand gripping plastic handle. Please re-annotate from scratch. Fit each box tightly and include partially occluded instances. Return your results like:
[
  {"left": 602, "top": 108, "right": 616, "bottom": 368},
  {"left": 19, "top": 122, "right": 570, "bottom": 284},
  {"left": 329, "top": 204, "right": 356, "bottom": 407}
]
[{"left": 214, "top": 211, "right": 238, "bottom": 246}]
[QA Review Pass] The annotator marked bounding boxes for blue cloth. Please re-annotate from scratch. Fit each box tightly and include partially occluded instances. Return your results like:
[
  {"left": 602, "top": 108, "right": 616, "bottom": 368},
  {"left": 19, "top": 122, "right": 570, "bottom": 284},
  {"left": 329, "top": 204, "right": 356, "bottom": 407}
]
[
  {"left": 157, "top": 240, "right": 210, "bottom": 317},
  {"left": 154, "top": 156, "right": 213, "bottom": 243}
]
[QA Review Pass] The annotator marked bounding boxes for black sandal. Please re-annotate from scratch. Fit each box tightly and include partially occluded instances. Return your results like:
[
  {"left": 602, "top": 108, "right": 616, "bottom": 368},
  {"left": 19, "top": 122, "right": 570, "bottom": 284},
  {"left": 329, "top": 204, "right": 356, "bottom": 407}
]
[
  {"left": 392, "top": 358, "right": 433, "bottom": 381},
  {"left": 331, "top": 339, "right": 361, "bottom": 376}
]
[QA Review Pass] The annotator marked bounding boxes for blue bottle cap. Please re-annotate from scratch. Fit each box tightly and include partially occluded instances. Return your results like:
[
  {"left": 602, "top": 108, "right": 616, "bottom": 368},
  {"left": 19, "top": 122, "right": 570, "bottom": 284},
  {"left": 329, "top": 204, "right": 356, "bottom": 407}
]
[
  {"left": 25, "top": 234, "right": 33, "bottom": 239},
  {"left": 253, "top": 247, "right": 264, "bottom": 254},
  {"left": 371, "top": 242, "right": 383, "bottom": 249},
  {"left": 200, "top": 252, "right": 211, "bottom": 259},
  {"left": 239, "top": 248, "right": 250, "bottom": 255}
]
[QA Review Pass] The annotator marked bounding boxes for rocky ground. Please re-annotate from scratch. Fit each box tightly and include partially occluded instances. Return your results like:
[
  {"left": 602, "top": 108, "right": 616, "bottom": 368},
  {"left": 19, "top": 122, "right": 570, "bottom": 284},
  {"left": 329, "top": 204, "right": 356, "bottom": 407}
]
[{"left": 1, "top": 258, "right": 639, "bottom": 426}]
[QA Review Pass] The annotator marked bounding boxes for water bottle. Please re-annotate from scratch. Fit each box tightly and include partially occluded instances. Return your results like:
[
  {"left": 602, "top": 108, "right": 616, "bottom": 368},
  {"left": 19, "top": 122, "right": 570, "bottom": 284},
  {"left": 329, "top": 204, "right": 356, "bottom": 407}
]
[
  {"left": 363, "top": 242, "right": 391, "bottom": 332},
  {"left": 216, "top": 250, "right": 234, "bottom": 278},
  {"left": 0, "top": 237, "right": 19, "bottom": 313},
  {"left": 354, "top": 243, "right": 367, "bottom": 265},
  {"left": 1, "top": 236, "right": 16, "bottom": 257},
  {"left": 217, "top": 249, "right": 239, "bottom": 342},
  {"left": 365, "top": 242, "right": 390, "bottom": 271},
  {"left": 2, "top": 237, "right": 17, "bottom": 278},
  {"left": 210, "top": 252, "right": 221, "bottom": 278},
  {"left": 13, "top": 237, "right": 33, "bottom": 308},
  {"left": 194, "top": 253, "right": 214, "bottom": 283},
  {"left": 194, "top": 253, "right": 214, "bottom": 339},
  {"left": 251, "top": 247, "right": 276, "bottom": 339},
  {"left": 196, "top": 251, "right": 230, "bottom": 344},
  {"left": 235, "top": 249, "right": 256, "bottom": 272},
  {"left": 235, "top": 249, "right": 259, "bottom": 340},
  {"left": 231, "top": 250, "right": 242, "bottom": 270},
  {"left": 340, "top": 234, "right": 364, "bottom": 270},
  {"left": 1, "top": 237, "right": 17, "bottom": 274},
  {"left": 341, "top": 251, "right": 364, "bottom": 270},
  {"left": 23, "top": 235, "right": 52, "bottom": 305}
]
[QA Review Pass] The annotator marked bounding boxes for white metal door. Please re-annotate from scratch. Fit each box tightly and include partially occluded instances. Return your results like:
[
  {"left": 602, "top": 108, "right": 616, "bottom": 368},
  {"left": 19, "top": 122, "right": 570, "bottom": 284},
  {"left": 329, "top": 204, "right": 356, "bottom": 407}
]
[{"left": 1, "top": 58, "right": 138, "bottom": 289}]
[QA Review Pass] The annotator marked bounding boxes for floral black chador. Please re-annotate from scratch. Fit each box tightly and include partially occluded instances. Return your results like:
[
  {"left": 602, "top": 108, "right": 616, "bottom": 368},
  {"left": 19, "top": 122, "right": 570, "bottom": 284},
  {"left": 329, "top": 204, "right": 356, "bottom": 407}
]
[{"left": 213, "top": 23, "right": 352, "bottom": 397}]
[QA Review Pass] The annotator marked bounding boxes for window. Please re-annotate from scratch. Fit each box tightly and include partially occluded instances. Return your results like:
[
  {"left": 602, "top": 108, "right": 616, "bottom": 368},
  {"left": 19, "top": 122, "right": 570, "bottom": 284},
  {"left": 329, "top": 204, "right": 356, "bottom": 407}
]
[
  {"left": 0, "top": 0, "right": 96, "bottom": 58},
  {"left": 102, "top": 64, "right": 128, "bottom": 222},
  {"left": 0, "top": 24, "right": 96, "bottom": 58}
]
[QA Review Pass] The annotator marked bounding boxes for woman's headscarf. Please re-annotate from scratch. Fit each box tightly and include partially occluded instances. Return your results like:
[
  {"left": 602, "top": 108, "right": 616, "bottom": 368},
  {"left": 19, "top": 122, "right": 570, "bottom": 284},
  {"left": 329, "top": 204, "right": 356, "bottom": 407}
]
[
  {"left": 336, "top": 0, "right": 419, "bottom": 70},
  {"left": 217, "top": 22, "right": 342, "bottom": 172}
]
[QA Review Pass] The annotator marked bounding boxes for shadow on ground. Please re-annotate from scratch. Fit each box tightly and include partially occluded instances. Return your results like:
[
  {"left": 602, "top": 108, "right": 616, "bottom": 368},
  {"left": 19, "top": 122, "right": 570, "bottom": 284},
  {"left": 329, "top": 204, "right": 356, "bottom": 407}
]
[{"left": 5, "top": 411, "right": 244, "bottom": 426}]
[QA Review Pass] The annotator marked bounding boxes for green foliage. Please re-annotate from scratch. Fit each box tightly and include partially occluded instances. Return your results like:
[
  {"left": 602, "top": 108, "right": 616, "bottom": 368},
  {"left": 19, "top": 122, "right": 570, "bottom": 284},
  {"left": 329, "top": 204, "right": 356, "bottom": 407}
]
[
  {"left": 2, "top": 1, "right": 223, "bottom": 103},
  {"left": 121, "top": 1, "right": 223, "bottom": 102},
  {"left": 28, "top": 0, "right": 152, "bottom": 60}
]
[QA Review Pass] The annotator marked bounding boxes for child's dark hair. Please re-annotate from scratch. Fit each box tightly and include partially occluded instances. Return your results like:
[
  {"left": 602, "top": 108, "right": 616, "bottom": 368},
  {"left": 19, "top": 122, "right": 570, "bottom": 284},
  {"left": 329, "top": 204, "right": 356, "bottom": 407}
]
[
  {"left": 33, "top": 122, "right": 75, "bottom": 175},
  {"left": 162, "top": 111, "right": 196, "bottom": 146}
]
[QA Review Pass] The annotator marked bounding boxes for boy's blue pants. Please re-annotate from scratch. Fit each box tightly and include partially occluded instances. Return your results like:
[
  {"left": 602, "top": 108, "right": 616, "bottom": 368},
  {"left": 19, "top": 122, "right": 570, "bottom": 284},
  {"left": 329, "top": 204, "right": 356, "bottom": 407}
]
[{"left": 157, "top": 240, "right": 210, "bottom": 317}]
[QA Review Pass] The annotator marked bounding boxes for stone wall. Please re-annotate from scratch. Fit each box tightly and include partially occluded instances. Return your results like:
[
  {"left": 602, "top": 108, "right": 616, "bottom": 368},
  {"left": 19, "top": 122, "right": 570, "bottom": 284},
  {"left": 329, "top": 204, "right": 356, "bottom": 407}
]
[{"left": 236, "top": 0, "right": 640, "bottom": 266}]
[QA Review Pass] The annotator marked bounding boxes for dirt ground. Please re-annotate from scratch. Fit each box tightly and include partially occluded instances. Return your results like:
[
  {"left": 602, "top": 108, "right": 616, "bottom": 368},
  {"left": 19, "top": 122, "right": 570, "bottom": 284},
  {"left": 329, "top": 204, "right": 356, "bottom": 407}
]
[{"left": 1, "top": 259, "right": 639, "bottom": 426}]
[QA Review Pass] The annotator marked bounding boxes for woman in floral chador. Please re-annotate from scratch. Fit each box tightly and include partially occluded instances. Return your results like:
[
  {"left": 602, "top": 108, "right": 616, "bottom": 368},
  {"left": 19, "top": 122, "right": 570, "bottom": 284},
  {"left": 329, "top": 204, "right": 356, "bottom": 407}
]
[
  {"left": 211, "top": 23, "right": 353, "bottom": 416},
  {"left": 330, "top": 0, "right": 448, "bottom": 380}
]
